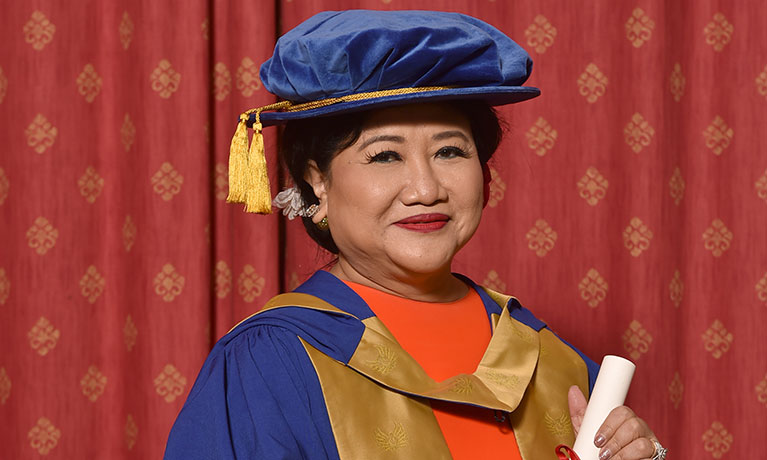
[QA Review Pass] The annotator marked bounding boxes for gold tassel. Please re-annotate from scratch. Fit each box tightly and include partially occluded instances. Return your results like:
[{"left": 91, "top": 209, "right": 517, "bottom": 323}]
[
  {"left": 226, "top": 114, "right": 250, "bottom": 204},
  {"left": 244, "top": 121, "right": 272, "bottom": 214}
]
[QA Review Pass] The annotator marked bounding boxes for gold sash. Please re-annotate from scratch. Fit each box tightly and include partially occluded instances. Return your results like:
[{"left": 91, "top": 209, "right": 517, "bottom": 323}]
[{"left": 251, "top": 290, "right": 590, "bottom": 459}]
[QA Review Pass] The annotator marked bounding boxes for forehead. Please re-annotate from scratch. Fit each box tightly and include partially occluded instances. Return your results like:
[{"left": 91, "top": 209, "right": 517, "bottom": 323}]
[{"left": 360, "top": 103, "right": 472, "bottom": 135}]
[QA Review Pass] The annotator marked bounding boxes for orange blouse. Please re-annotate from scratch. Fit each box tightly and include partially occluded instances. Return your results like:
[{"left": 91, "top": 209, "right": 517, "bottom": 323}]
[{"left": 344, "top": 280, "right": 522, "bottom": 460}]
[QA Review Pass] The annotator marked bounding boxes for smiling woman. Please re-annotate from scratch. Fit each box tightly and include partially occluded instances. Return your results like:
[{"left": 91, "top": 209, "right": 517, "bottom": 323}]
[{"left": 164, "top": 9, "right": 663, "bottom": 460}]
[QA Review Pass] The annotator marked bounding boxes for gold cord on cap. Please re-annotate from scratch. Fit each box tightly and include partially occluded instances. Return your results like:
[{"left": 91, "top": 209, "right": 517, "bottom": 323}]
[{"left": 227, "top": 87, "right": 451, "bottom": 214}]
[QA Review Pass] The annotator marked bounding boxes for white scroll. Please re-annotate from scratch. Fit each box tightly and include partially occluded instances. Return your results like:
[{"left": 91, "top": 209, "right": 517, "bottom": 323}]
[{"left": 572, "top": 355, "right": 636, "bottom": 460}]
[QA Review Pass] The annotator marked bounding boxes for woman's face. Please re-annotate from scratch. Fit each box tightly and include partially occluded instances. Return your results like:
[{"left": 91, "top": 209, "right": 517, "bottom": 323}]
[{"left": 306, "top": 103, "right": 485, "bottom": 283}]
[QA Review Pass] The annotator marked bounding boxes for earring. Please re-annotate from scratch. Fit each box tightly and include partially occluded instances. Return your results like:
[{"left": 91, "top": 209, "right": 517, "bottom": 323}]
[
  {"left": 316, "top": 217, "right": 329, "bottom": 230},
  {"left": 305, "top": 204, "right": 319, "bottom": 217}
]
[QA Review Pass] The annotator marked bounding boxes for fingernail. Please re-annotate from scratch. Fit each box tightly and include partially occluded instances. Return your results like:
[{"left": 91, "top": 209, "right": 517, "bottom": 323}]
[
  {"left": 594, "top": 434, "right": 606, "bottom": 447},
  {"left": 598, "top": 448, "right": 611, "bottom": 460}
]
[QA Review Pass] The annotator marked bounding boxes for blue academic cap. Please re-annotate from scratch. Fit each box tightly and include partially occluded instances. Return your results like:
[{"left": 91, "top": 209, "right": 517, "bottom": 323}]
[{"left": 228, "top": 10, "right": 540, "bottom": 213}]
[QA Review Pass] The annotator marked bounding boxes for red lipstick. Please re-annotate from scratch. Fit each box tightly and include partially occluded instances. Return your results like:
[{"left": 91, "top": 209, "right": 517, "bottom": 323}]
[{"left": 394, "top": 213, "right": 449, "bottom": 233}]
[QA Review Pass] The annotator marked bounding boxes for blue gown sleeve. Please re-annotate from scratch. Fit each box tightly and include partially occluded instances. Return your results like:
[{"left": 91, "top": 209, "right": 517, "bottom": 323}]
[{"left": 163, "top": 324, "right": 339, "bottom": 460}]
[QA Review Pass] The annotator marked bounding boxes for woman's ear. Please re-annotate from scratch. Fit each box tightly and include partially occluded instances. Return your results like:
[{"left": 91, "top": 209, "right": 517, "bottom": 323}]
[{"left": 304, "top": 160, "right": 329, "bottom": 223}]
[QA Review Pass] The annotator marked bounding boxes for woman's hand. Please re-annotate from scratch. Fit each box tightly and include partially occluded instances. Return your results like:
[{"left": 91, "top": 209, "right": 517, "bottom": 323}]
[{"left": 568, "top": 386, "right": 661, "bottom": 460}]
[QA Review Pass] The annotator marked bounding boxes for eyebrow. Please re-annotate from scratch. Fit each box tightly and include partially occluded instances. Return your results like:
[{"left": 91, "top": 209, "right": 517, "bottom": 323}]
[
  {"left": 357, "top": 130, "right": 470, "bottom": 151},
  {"left": 357, "top": 135, "right": 405, "bottom": 151},
  {"left": 432, "top": 130, "right": 470, "bottom": 142}
]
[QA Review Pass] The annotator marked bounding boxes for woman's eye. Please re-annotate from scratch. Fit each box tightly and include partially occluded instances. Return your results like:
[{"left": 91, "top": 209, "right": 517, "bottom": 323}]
[
  {"left": 435, "top": 146, "right": 469, "bottom": 159},
  {"left": 366, "top": 150, "right": 401, "bottom": 163}
]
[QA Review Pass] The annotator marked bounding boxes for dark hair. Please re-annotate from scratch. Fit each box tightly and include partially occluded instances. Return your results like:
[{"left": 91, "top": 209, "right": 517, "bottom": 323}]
[{"left": 279, "top": 100, "right": 503, "bottom": 254}]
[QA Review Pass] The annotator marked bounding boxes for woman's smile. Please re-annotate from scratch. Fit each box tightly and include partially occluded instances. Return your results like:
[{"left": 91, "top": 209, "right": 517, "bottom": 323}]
[{"left": 394, "top": 213, "right": 450, "bottom": 232}]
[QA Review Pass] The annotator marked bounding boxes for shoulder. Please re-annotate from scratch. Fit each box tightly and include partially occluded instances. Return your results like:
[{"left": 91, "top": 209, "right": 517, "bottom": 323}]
[{"left": 165, "top": 300, "right": 338, "bottom": 459}]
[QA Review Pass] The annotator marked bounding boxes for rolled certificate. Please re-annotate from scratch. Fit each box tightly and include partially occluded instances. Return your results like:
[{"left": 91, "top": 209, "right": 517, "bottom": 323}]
[{"left": 572, "top": 355, "right": 636, "bottom": 460}]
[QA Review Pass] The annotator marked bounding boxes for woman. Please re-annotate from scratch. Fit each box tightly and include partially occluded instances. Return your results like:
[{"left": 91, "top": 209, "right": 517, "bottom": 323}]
[{"left": 165, "top": 10, "right": 664, "bottom": 460}]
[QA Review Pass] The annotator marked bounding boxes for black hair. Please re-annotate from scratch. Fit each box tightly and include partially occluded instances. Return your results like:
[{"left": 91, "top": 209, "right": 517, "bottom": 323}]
[{"left": 279, "top": 100, "right": 503, "bottom": 254}]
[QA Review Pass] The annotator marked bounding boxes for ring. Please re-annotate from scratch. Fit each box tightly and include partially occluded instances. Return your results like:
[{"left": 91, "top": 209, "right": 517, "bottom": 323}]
[{"left": 651, "top": 439, "right": 667, "bottom": 460}]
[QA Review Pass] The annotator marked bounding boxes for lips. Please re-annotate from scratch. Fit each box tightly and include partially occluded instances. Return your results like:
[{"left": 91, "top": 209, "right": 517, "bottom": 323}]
[{"left": 394, "top": 213, "right": 449, "bottom": 232}]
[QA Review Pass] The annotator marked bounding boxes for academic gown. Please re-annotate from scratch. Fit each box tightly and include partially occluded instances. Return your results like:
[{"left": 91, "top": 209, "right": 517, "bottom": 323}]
[{"left": 164, "top": 271, "right": 598, "bottom": 459}]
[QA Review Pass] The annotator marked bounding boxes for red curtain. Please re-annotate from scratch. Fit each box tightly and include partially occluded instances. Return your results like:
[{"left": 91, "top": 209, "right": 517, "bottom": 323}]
[{"left": 1, "top": 1, "right": 765, "bottom": 458}]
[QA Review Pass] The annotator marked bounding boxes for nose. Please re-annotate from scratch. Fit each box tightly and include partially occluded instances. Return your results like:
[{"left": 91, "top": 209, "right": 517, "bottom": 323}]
[{"left": 400, "top": 157, "right": 447, "bottom": 206}]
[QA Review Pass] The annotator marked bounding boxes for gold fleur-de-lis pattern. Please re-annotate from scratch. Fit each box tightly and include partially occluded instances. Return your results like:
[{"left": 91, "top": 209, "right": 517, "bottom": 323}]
[
  {"left": 702, "top": 320, "right": 733, "bottom": 359},
  {"left": 213, "top": 62, "right": 232, "bottom": 101},
  {"left": 2, "top": 4, "right": 765, "bottom": 458},
  {"left": 0, "top": 66, "right": 8, "bottom": 104},
  {"left": 670, "top": 63, "right": 686, "bottom": 102},
  {"left": 703, "top": 13, "right": 733, "bottom": 52},
  {"left": 28, "top": 417, "right": 61, "bottom": 455},
  {"left": 0, "top": 268, "right": 10, "bottom": 305},
  {"left": 668, "top": 372, "right": 683, "bottom": 409},
  {"left": 702, "top": 218, "right": 733, "bottom": 257},
  {"left": 150, "top": 59, "right": 181, "bottom": 98},
  {"left": 524, "top": 15, "right": 557, "bottom": 54},
  {"left": 669, "top": 167, "right": 685, "bottom": 205},
  {"left": 756, "top": 375, "right": 767, "bottom": 407},
  {"left": 755, "top": 169, "right": 767, "bottom": 203},
  {"left": 154, "top": 364, "right": 187, "bottom": 403},
  {"left": 756, "top": 273, "right": 767, "bottom": 305},
  {"left": 77, "top": 166, "right": 104, "bottom": 203},
  {"left": 26, "top": 113, "right": 57, "bottom": 154},
  {"left": 577, "top": 63, "right": 607, "bottom": 103},
  {"left": 577, "top": 167, "right": 608, "bottom": 206},
  {"left": 151, "top": 162, "right": 183, "bottom": 201},
  {"left": 757, "top": 65, "right": 767, "bottom": 99},
  {"left": 669, "top": 270, "right": 683, "bottom": 308},
  {"left": 80, "top": 265, "right": 105, "bottom": 304},
  {"left": 121, "top": 113, "right": 136, "bottom": 151},
  {"left": 214, "top": 260, "right": 232, "bottom": 299},
  {"left": 578, "top": 268, "right": 608, "bottom": 308},
  {"left": 24, "top": 11, "right": 56, "bottom": 51},
  {"left": 625, "top": 8, "right": 654, "bottom": 48},
  {"left": 526, "top": 219, "right": 557, "bottom": 256},
  {"left": 0, "top": 167, "right": 8, "bottom": 206},
  {"left": 122, "top": 215, "right": 136, "bottom": 252},
  {"left": 702, "top": 421, "right": 733, "bottom": 458},
  {"left": 526, "top": 117, "right": 558, "bottom": 156},
  {"left": 214, "top": 162, "right": 228, "bottom": 200},
  {"left": 482, "top": 270, "right": 506, "bottom": 292},
  {"left": 0, "top": 367, "right": 11, "bottom": 404},
  {"left": 238, "top": 264, "right": 265, "bottom": 302},
  {"left": 27, "top": 217, "right": 58, "bottom": 255},
  {"left": 624, "top": 113, "right": 654, "bottom": 153},
  {"left": 623, "top": 217, "right": 652, "bottom": 257},
  {"left": 76, "top": 64, "right": 102, "bottom": 103},
  {"left": 28, "top": 317, "right": 60, "bottom": 356},
  {"left": 125, "top": 414, "right": 138, "bottom": 450},
  {"left": 487, "top": 166, "right": 506, "bottom": 207},
  {"left": 124, "top": 315, "right": 137, "bottom": 351},
  {"left": 236, "top": 57, "right": 261, "bottom": 97},
  {"left": 119, "top": 12, "right": 133, "bottom": 50},
  {"left": 703, "top": 116, "right": 733, "bottom": 156},
  {"left": 154, "top": 264, "right": 185, "bottom": 302},
  {"left": 80, "top": 365, "right": 107, "bottom": 402},
  {"left": 622, "top": 320, "right": 652, "bottom": 361}
]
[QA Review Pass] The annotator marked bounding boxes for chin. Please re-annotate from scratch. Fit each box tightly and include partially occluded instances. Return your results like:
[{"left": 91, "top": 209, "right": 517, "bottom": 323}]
[{"left": 388, "top": 248, "right": 457, "bottom": 276}]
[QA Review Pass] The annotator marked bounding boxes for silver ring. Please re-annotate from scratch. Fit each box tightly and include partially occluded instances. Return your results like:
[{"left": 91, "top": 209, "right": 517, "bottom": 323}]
[{"left": 651, "top": 439, "right": 667, "bottom": 460}]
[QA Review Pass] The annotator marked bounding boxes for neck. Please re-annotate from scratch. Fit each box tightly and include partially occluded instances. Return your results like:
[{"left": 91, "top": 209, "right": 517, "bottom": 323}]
[{"left": 329, "top": 257, "right": 468, "bottom": 303}]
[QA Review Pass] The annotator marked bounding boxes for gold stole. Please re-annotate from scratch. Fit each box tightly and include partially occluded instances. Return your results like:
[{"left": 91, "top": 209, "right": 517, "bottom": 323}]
[{"left": 253, "top": 290, "right": 590, "bottom": 459}]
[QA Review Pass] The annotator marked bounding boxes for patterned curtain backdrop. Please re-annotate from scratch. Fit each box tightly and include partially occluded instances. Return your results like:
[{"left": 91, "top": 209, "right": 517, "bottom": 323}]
[{"left": 0, "top": 1, "right": 765, "bottom": 458}]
